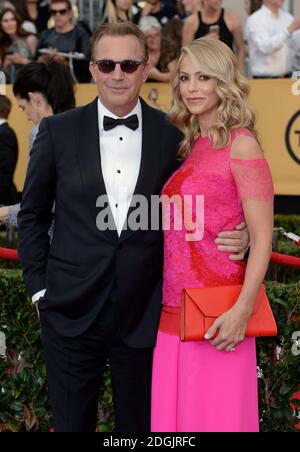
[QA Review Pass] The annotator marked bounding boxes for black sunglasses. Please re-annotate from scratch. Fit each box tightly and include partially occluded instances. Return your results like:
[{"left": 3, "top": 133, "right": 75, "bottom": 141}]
[
  {"left": 93, "top": 59, "right": 144, "bottom": 74},
  {"left": 50, "top": 8, "right": 69, "bottom": 16}
]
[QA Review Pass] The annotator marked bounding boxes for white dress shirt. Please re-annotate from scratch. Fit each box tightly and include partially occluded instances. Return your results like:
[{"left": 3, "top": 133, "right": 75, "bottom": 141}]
[
  {"left": 291, "top": 30, "right": 300, "bottom": 71},
  {"left": 0, "top": 119, "right": 7, "bottom": 126},
  {"left": 245, "top": 5, "right": 294, "bottom": 77},
  {"left": 32, "top": 99, "right": 143, "bottom": 303},
  {"left": 97, "top": 98, "right": 142, "bottom": 236}
]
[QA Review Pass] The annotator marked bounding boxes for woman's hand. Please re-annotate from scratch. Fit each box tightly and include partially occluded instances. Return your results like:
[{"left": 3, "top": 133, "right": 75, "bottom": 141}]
[
  {"left": 204, "top": 303, "right": 252, "bottom": 351},
  {"left": 38, "top": 48, "right": 68, "bottom": 66},
  {"left": 0, "top": 206, "right": 9, "bottom": 223},
  {"left": 52, "top": 54, "right": 69, "bottom": 66},
  {"left": 6, "top": 52, "right": 28, "bottom": 65}
]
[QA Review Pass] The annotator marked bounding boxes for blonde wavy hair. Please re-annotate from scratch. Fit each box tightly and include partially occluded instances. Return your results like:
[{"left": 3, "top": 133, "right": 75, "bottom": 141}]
[
  {"left": 169, "top": 38, "right": 257, "bottom": 159},
  {"left": 103, "top": 0, "right": 133, "bottom": 24}
]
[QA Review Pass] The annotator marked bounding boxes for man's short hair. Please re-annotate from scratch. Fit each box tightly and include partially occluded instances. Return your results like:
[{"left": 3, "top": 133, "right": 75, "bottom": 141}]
[
  {"left": 0, "top": 95, "right": 12, "bottom": 119},
  {"left": 50, "top": 0, "right": 72, "bottom": 10},
  {"left": 91, "top": 21, "right": 149, "bottom": 63}
]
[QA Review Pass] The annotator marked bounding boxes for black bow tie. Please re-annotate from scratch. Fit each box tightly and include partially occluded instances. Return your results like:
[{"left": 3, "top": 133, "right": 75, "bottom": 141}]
[{"left": 103, "top": 114, "right": 139, "bottom": 131}]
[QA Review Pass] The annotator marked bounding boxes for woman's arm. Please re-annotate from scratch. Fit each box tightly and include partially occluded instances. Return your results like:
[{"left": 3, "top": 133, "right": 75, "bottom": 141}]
[
  {"left": 26, "top": 34, "right": 38, "bottom": 58},
  {"left": 0, "top": 204, "right": 20, "bottom": 228},
  {"left": 226, "top": 10, "right": 246, "bottom": 73},
  {"left": 182, "top": 14, "right": 198, "bottom": 46},
  {"left": 147, "top": 66, "right": 171, "bottom": 83},
  {"left": 205, "top": 135, "right": 274, "bottom": 351}
]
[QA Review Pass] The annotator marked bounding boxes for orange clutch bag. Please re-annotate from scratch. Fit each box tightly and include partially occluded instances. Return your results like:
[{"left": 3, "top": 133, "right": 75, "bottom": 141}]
[{"left": 180, "top": 284, "right": 277, "bottom": 341}]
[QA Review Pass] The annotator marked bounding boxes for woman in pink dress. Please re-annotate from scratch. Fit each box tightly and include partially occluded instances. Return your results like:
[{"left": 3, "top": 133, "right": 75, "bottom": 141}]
[{"left": 151, "top": 38, "right": 274, "bottom": 432}]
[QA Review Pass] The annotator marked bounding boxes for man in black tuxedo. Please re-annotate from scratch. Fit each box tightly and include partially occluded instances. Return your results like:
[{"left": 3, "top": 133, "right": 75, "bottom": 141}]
[
  {"left": 18, "top": 22, "right": 249, "bottom": 432},
  {"left": 0, "top": 95, "right": 18, "bottom": 207}
]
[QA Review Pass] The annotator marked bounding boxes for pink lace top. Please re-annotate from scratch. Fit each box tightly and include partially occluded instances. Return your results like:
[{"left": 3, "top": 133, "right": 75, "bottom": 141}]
[{"left": 161, "top": 128, "right": 274, "bottom": 307}]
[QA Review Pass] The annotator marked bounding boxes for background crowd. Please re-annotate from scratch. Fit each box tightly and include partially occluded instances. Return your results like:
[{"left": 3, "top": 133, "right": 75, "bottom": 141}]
[
  {"left": 0, "top": 0, "right": 299, "bottom": 84},
  {"left": 1, "top": 0, "right": 300, "bottom": 221}
]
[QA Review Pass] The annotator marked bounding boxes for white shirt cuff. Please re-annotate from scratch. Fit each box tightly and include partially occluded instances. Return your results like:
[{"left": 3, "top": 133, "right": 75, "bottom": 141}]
[{"left": 32, "top": 289, "right": 46, "bottom": 304}]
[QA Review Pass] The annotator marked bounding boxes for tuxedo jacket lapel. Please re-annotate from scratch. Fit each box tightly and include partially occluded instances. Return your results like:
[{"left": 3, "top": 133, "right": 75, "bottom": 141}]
[
  {"left": 77, "top": 98, "right": 118, "bottom": 243},
  {"left": 119, "top": 98, "right": 161, "bottom": 243}
]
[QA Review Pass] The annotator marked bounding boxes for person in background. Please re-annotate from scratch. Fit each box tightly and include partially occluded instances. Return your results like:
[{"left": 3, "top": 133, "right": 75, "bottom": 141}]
[
  {"left": 182, "top": 0, "right": 245, "bottom": 72},
  {"left": 76, "top": 0, "right": 106, "bottom": 33},
  {"left": 151, "top": 37, "right": 274, "bottom": 433},
  {"left": 177, "top": 0, "right": 202, "bottom": 19},
  {"left": 1, "top": 0, "right": 37, "bottom": 34},
  {"left": 139, "top": 15, "right": 176, "bottom": 82},
  {"left": 245, "top": 0, "right": 300, "bottom": 78},
  {"left": 24, "top": 0, "right": 49, "bottom": 35},
  {"left": 0, "top": 61, "right": 75, "bottom": 227},
  {"left": 102, "top": 0, "right": 133, "bottom": 24},
  {"left": 133, "top": 0, "right": 178, "bottom": 27},
  {"left": 37, "top": 0, "right": 91, "bottom": 82},
  {"left": 244, "top": 0, "right": 262, "bottom": 77},
  {"left": 245, "top": 0, "right": 262, "bottom": 16},
  {"left": 291, "top": 29, "right": 300, "bottom": 74},
  {"left": 0, "top": 94, "right": 18, "bottom": 207},
  {"left": 0, "top": 8, "right": 37, "bottom": 81},
  {"left": 160, "top": 17, "right": 183, "bottom": 71}
]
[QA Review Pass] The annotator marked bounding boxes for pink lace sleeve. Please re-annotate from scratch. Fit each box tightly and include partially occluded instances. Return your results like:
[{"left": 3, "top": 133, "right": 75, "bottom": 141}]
[{"left": 230, "top": 158, "right": 274, "bottom": 201}]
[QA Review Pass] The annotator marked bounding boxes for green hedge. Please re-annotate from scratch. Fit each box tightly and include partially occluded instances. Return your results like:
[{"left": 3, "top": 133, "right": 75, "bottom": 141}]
[
  {"left": 0, "top": 270, "right": 113, "bottom": 432},
  {"left": 272, "top": 215, "right": 300, "bottom": 284},
  {"left": 258, "top": 282, "right": 300, "bottom": 432},
  {"left": 0, "top": 270, "right": 299, "bottom": 432}
]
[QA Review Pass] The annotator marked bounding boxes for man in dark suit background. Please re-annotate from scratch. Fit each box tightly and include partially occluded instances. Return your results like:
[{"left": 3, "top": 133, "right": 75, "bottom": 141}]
[
  {"left": 0, "top": 95, "right": 18, "bottom": 207},
  {"left": 18, "top": 22, "right": 249, "bottom": 432}
]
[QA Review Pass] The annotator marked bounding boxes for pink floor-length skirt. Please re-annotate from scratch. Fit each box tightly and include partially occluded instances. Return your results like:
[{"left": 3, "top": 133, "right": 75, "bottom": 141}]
[{"left": 151, "top": 330, "right": 259, "bottom": 432}]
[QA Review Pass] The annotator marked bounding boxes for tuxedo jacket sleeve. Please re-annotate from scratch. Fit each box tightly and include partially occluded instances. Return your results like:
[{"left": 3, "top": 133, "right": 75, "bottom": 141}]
[{"left": 18, "top": 118, "right": 56, "bottom": 296}]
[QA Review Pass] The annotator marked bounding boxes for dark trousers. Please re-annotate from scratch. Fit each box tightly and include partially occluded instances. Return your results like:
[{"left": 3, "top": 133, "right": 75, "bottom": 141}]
[{"left": 39, "top": 297, "right": 153, "bottom": 432}]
